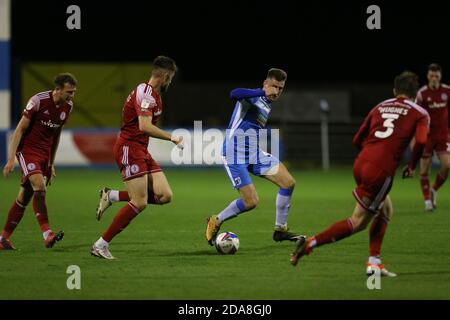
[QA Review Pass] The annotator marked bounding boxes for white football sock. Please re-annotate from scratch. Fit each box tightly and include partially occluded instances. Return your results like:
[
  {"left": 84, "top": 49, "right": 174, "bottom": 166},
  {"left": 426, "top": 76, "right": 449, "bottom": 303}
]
[
  {"left": 368, "top": 256, "right": 381, "bottom": 265},
  {"left": 275, "top": 189, "right": 293, "bottom": 227},
  {"left": 95, "top": 237, "right": 109, "bottom": 248},
  {"left": 217, "top": 199, "right": 247, "bottom": 223},
  {"left": 43, "top": 229, "right": 52, "bottom": 240},
  {"left": 109, "top": 190, "right": 119, "bottom": 202}
]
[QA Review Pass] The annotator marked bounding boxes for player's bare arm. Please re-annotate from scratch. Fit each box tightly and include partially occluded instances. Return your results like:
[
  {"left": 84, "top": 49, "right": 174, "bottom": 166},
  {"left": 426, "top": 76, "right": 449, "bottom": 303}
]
[
  {"left": 47, "top": 127, "right": 63, "bottom": 185},
  {"left": 138, "top": 115, "right": 183, "bottom": 148},
  {"left": 2, "top": 116, "right": 31, "bottom": 178},
  {"left": 353, "top": 115, "right": 371, "bottom": 150},
  {"left": 403, "top": 122, "right": 429, "bottom": 178}
]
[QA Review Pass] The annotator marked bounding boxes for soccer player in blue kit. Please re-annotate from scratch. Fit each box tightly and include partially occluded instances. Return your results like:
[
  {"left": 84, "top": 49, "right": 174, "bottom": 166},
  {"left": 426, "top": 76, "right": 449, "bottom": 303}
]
[{"left": 205, "top": 68, "right": 303, "bottom": 245}]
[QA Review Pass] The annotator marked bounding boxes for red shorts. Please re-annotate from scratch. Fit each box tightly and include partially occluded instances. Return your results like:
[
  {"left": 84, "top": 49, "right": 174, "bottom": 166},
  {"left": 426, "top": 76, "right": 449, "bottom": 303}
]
[
  {"left": 422, "top": 134, "right": 450, "bottom": 157},
  {"left": 113, "top": 142, "right": 162, "bottom": 181},
  {"left": 352, "top": 158, "right": 393, "bottom": 213},
  {"left": 16, "top": 151, "right": 51, "bottom": 186}
]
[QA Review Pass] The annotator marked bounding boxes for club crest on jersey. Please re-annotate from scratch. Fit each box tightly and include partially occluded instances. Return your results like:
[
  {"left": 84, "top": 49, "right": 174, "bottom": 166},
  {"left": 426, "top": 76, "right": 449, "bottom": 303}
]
[
  {"left": 60, "top": 112, "right": 67, "bottom": 120},
  {"left": 27, "top": 163, "right": 36, "bottom": 171},
  {"left": 26, "top": 100, "right": 35, "bottom": 111},
  {"left": 131, "top": 164, "right": 140, "bottom": 174},
  {"left": 441, "top": 93, "right": 448, "bottom": 101}
]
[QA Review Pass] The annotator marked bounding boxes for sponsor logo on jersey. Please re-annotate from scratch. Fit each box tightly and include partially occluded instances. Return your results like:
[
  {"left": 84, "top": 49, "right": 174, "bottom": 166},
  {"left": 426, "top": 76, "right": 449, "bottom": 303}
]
[
  {"left": 131, "top": 164, "right": 140, "bottom": 174},
  {"left": 60, "top": 112, "right": 66, "bottom": 120},
  {"left": 429, "top": 102, "right": 447, "bottom": 109},
  {"left": 27, "top": 163, "right": 36, "bottom": 171},
  {"left": 40, "top": 119, "right": 61, "bottom": 128}
]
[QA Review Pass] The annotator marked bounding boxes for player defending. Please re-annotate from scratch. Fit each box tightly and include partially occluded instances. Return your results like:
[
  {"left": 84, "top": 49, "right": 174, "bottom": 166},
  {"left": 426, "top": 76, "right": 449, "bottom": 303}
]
[
  {"left": 290, "top": 71, "right": 430, "bottom": 276},
  {"left": 415, "top": 63, "right": 450, "bottom": 212},
  {"left": 205, "top": 68, "right": 302, "bottom": 246},
  {"left": 1, "top": 73, "right": 77, "bottom": 250},
  {"left": 91, "top": 56, "right": 183, "bottom": 260}
]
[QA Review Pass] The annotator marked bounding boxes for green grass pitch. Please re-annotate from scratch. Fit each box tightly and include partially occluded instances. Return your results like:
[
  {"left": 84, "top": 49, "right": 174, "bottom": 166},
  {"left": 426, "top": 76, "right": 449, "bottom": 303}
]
[{"left": 0, "top": 167, "right": 449, "bottom": 299}]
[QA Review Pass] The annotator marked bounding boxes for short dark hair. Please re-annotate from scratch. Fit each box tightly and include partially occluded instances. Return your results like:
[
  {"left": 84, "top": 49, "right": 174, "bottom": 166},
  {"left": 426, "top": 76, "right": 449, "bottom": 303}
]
[
  {"left": 428, "top": 63, "right": 442, "bottom": 73},
  {"left": 394, "top": 71, "right": 419, "bottom": 98},
  {"left": 152, "top": 56, "right": 178, "bottom": 74},
  {"left": 54, "top": 73, "right": 77, "bottom": 88},
  {"left": 267, "top": 68, "right": 287, "bottom": 81}
]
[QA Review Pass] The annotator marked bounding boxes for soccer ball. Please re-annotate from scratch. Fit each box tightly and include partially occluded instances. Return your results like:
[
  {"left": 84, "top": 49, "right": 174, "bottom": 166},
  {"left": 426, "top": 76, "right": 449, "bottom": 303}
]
[{"left": 215, "top": 232, "right": 240, "bottom": 254}]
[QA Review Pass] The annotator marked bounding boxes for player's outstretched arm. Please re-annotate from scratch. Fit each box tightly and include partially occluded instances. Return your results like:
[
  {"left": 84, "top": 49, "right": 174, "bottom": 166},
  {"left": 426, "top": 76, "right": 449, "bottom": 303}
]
[
  {"left": 47, "top": 127, "right": 62, "bottom": 185},
  {"left": 3, "top": 116, "right": 31, "bottom": 178},
  {"left": 403, "top": 122, "right": 428, "bottom": 179},
  {"left": 230, "top": 88, "right": 265, "bottom": 100},
  {"left": 138, "top": 115, "right": 184, "bottom": 149},
  {"left": 353, "top": 113, "right": 371, "bottom": 150}
]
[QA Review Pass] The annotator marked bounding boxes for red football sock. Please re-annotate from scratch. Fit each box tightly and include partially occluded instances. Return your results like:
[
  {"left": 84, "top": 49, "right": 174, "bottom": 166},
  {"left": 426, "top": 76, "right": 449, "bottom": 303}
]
[
  {"left": 369, "top": 215, "right": 388, "bottom": 257},
  {"left": 118, "top": 191, "right": 160, "bottom": 204},
  {"left": 420, "top": 174, "right": 431, "bottom": 200},
  {"left": 33, "top": 191, "right": 50, "bottom": 232},
  {"left": 315, "top": 218, "right": 354, "bottom": 246},
  {"left": 432, "top": 172, "right": 448, "bottom": 192},
  {"left": 1, "top": 200, "right": 26, "bottom": 239},
  {"left": 118, "top": 191, "right": 130, "bottom": 201},
  {"left": 102, "top": 202, "right": 142, "bottom": 242}
]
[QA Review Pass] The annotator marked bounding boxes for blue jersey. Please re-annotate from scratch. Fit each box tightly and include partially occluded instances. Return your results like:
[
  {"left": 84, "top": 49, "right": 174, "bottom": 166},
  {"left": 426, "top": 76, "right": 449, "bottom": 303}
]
[
  {"left": 223, "top": 87, "right": 275, "bottom": 162},
  {"left": 221, "top": 88, "right": 280, "bottom": 188},
  {"left": 226, "top": 88, "right": 272, "bottom": 135}
]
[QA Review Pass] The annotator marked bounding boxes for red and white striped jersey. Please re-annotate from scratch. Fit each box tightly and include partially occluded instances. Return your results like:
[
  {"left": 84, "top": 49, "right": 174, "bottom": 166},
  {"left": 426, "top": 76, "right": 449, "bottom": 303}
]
[
  {"left": 415, "top": 84, "right": 450, "bottom": 137},
  {"left": 18, "top": 91, "right": 73, "bottom": 157},
  {"left": 353, "top": 97, "right": 430, "bottom": 176},
  {"left": 117, "top": 83, "right": 163, "bottom": 147}
]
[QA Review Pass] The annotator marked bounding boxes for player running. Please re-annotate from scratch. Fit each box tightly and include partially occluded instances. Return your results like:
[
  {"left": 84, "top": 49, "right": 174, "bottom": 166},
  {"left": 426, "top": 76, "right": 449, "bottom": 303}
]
[
  {"left": 415, "top": 63, "right": 450, "bottom": 212},
  {"left": 91, "top": 56, "right": 183, "bottom": 260},
  {"left": 205, "top": 68, "right": 302, "bottom": 246},
  {"left": 1, "top": 73, "right": 77, "bottom": 250},
  {"left": 290, "top": 71, "right": 430, "bottom": 276}
]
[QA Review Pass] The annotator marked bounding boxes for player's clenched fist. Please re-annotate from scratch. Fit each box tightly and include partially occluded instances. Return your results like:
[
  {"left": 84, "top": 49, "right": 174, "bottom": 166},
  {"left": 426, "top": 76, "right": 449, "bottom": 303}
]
[
  {"left": 402, "top": 166, "right": 415, "bottom": 179},
  {"left": 171, "top": 135, "right": 184, "bottom": 149}
]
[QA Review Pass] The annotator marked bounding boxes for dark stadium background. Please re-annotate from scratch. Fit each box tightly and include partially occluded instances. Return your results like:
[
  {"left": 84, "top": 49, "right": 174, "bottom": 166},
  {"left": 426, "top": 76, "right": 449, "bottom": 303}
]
[
  {"left": 12, "top": 0, "right": 450, "bottom": 82},
  {"left": 9, "top": 0, "right": 450, "bottom": 166}
]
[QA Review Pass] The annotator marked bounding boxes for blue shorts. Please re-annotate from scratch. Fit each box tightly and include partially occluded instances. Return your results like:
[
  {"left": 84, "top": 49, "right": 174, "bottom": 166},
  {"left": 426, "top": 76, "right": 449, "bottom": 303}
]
[{"left": 222, "top": 149, "right": 280, "bottom": 189}]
